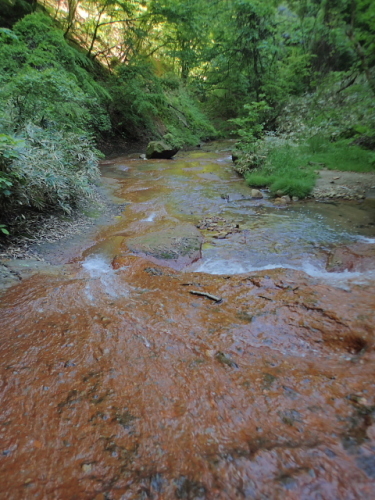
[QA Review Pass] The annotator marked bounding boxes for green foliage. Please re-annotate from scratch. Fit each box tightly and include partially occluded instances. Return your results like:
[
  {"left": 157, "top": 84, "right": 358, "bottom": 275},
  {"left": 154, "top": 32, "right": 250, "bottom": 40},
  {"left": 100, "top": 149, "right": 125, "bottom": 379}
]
[
  {"left": 0, "top": 224, "right": 9, "bottom": 235},
  {"left": 0, "top": 12, "right": 108, "bottom": 221},
  {"left": 244, "top": 174, "right": 275, "bottom": 188},
  {"left": 0, "top": 125, "right": 101, "bottom": 214},
  {"left": 0, "top": 13, "right": 111, "bottom": 134},
  {"left": 278, "top": 72, "right": 375, "bottom": 141},
  {"left": 269, "top": 178, "right": 314, "bottom": 198},
  {"left": 0, "top": 0, "right": 35, "bottom": 28},
  {"left": 2, "top": 0, "right": 374, "bottom": 220},
  {"left": 230, "top": 100, "right": 272, "bottom": 142},
  {"left": 109, "top": 59, "right": 216, "bottom": 143},
  {"left": 243, "top": 135, "right": 375, "bottom": 199},
  {"left": 245, "top": 142, "right": 316, "bottom": 198},
  {"left": 0, "top": 134, "right": 22, "bottom": 199}
]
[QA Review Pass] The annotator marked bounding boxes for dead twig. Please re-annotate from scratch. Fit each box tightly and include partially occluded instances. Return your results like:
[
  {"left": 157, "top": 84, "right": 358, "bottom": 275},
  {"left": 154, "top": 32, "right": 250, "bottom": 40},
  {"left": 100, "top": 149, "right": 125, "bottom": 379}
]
[{"left": 189, "top": 290, "right": 222, "bottom": 303}]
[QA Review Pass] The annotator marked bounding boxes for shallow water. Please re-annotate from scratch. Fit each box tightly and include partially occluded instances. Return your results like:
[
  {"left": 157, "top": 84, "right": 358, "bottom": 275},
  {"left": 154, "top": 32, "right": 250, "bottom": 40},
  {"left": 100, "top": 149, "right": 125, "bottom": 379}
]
[
  {"left": 101, "top": 145, "right": 375, "bottom": 284},
  {"left": 0, "top": 143, "right": 375, "bottom": 499}
]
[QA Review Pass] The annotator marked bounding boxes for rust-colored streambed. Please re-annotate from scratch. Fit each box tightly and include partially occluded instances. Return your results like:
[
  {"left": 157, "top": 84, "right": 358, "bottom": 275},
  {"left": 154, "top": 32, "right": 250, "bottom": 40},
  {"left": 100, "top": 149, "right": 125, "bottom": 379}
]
[{"left": 1, "top": 143, "right": 375, "bottom": 499}]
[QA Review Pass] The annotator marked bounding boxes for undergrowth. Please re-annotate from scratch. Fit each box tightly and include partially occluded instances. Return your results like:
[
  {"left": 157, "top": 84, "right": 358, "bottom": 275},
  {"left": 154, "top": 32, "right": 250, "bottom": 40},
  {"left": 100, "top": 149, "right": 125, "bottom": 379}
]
[
  {"left": 244, "top": 138, "right": 375, "bottom": 198},
  {"left": 109, "top": 64, "right": 216, "bottom": 145},
  {"left": 238, "top": 73, "right": 375, "bottom": 198},
  {"left": 0, "top": 13, "right": 108, "bottom": 225}
]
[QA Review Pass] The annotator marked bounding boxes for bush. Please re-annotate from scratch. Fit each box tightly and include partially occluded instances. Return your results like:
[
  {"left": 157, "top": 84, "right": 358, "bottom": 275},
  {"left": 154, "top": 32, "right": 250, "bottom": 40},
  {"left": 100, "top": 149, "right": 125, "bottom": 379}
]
[
  {"left": 0, "top": 126, "right": 101, "bottom": 216},
  {"left": 0, "top": 13, "right": 110, "bottom": 223}
]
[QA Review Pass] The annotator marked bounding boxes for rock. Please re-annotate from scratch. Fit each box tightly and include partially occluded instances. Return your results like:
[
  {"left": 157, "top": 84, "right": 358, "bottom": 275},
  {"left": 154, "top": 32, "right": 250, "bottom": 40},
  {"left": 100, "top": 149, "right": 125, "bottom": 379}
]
[
  {"left": 251, "top": 189, "right": 263, "bottom": 199},
  {"left": 274, "top": 198, "right": 287, "bottom": 206},
  {"left": 231, "top": 151, "right": 242, "bottom": 163},
  {"left": 292, "top": 196, "right": 299, "bottom": 202},
  {"left": 139, "top": 154, "right": 146, "bottom": 160},
  {"left": 327, "top": 243, "right": 375, "bottom": 272},
  {"left": 281, "top": 195, "right": 291, "bottom": 203},
  {"left": 276, "top": 190, "right": 284, "bottom": 197},
  {"left": 215, "top": 351, "right": 239, "bottom": 368},
  {"left": 145, "top": 141, "right": 179, "bottom": 159},
  {"left": 214, "top": 232, "right": 229, "bottom": 239},
  {"left": 124, "top": 223, "right": 203, "bottom": 270}
]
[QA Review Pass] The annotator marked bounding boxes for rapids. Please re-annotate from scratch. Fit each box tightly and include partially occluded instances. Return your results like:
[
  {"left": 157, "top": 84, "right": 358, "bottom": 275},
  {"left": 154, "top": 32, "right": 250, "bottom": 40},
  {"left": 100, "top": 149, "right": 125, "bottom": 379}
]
[{"left": 0, "top": 142, "right": 375, "bottom": 499}]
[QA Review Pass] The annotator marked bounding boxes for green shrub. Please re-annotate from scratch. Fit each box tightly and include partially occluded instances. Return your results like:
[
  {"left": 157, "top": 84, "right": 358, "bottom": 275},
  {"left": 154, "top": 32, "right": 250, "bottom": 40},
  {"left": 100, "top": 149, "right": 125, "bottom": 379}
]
[
  {"left": 269, "top": 178, "right": 314, "bottom": 198},
  {"left": 0, "top": 13, "right": 110, "bottom": 222},
  {"left": 245, "top": 174, "right": 275, "bottom": 188},
  {"left": 0, "top": 126, "right": 101, "bottom": 215}
]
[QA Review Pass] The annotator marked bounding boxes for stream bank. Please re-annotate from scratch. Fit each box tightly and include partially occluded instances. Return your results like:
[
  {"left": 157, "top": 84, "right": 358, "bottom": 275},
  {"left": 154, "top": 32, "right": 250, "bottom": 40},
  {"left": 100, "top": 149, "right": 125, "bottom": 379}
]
[{"left": 0, "top": 142, "right": 375, "bottom": 499}]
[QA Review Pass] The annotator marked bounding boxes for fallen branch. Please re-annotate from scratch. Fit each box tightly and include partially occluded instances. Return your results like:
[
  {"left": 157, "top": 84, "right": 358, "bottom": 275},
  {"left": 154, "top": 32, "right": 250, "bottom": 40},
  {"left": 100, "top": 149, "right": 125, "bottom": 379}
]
[{"left": 189, "top": 290, "right": 222, "bottom": 303}]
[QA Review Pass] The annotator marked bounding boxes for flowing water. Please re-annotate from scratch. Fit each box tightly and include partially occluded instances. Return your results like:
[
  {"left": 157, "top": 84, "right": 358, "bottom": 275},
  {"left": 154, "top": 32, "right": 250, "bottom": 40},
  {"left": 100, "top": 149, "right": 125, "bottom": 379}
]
[{"left": 1, "top": 142, "right": 375, "bottom": 499}]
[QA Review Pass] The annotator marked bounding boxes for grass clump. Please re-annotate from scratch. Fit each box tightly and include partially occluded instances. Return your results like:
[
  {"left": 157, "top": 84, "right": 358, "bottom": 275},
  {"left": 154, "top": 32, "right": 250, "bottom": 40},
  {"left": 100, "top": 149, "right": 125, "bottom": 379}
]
[
  {"left": 269, "top": 178, "right": 314, "bottom": 198},
  {"left": 243, "top": 136, "right": 375, "bottom": 198},
  {"left": 244, "top": 174, "right": 275, "bottom": 188},
  {"left": 245, "top": 143, "right": 317, "bottom": 198}
]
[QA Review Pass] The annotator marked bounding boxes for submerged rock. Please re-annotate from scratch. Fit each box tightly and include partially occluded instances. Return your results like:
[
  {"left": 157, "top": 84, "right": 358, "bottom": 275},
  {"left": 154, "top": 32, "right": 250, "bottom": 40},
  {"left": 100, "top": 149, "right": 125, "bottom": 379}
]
[
  {"left": 274, "top": 197, "right": 288, "bottom": 206},
  {"left": 124, "top": 223, "right": 203, "bottom": 270},
  {"left": 146, "top": 141, "right": 179, "bottom": 159},
  {"left": 327, "top": 243, "right": 375, "bottom": 272}
]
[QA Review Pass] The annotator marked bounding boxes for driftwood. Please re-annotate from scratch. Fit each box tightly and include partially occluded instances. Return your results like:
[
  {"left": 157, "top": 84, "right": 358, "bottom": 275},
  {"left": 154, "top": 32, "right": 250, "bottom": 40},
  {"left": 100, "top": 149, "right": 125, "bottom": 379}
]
[{"left": 189, "top": 290, "right": 222, "bottom": 303}]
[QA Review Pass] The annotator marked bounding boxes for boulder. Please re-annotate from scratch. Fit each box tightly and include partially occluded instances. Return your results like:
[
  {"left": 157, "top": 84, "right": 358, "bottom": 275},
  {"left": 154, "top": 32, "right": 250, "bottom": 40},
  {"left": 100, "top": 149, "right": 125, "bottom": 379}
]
[
  {"left": 281, "top": 195, "right": 291, "bottom": 203},
  {"left": 274, "top": 197, "right": 287, "bottom": 206},
  {"left": 146, "top": 141, "right": 179, "bottom": 159},
  {"left": 251, "top": 189, "right": 263, "bottom": 199},
  {"left": 125, "top": 223, "right": 203, "bottom": 270},
  {"left": 327, "top": 243, "right": 375, "bottom": 272}
]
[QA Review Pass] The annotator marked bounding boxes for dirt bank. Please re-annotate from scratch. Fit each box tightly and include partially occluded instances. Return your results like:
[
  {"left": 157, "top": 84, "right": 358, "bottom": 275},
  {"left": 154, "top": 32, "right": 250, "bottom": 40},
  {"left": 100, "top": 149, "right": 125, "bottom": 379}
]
[{"left": 313, "top": 170, "right": 375, "bottom": 200}]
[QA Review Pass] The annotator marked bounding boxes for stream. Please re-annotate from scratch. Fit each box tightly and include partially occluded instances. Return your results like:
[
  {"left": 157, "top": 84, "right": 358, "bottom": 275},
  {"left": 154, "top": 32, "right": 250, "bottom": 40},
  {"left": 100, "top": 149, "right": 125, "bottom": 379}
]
[{"left": 1, "top": 142, "right": 375, "bottom": 499}]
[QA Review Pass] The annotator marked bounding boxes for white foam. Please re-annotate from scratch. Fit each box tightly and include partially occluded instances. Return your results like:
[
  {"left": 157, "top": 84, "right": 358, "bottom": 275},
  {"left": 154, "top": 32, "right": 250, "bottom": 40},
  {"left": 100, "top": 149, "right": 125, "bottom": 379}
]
[
  {"left": 82, "top": 255, "right": 114, "bottom": 277},
  {"left": 356, "top": 236, "right": 375, "bottom": 244},
  {"left": 192, "top": 258, "right": 289, "bottom": 275},
  {"left": 217, "top": 155, "right": 232, "bottom": 162},
  {"left": 82, "top": 255, "right": 129, "bottom": 301},
  {"left": 142, "top": 212, "right": 157, "bottom": 222},
  {"left": 192, "top": 257, "right": 375, "bottom": 289}
]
